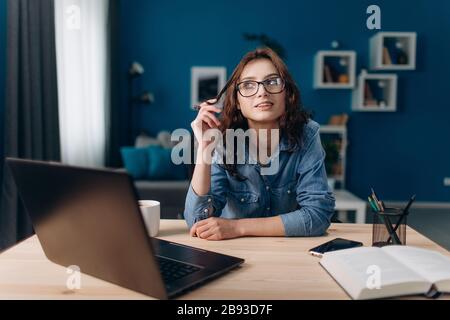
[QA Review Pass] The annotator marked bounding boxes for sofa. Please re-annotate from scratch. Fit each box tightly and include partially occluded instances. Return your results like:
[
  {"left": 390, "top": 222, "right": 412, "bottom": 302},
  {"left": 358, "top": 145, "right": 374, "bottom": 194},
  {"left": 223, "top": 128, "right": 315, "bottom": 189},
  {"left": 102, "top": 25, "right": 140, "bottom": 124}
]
[{"left": 121, "top": 131, "right": 194, "bottom": 219}]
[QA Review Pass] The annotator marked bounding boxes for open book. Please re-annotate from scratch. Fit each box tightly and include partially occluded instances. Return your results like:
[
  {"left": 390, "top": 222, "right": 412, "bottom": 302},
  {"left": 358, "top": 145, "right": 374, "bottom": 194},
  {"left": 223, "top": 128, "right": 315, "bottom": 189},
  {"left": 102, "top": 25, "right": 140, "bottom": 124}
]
[{"left": 320, "top": 245, "right": 450, "bottom": 300}]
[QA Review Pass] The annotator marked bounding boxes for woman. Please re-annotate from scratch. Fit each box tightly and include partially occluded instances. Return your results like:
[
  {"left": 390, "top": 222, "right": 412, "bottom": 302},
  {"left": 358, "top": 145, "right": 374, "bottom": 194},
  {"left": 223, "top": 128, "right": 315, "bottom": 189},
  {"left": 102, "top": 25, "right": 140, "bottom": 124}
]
[{"left": 184, "top": 47, "right": 335, "bottom": 240}]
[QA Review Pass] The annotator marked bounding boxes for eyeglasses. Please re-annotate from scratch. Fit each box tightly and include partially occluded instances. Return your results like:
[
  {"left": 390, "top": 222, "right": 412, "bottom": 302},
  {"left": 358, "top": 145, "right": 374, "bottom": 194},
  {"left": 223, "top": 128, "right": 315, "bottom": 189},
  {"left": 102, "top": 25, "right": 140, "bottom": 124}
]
[{"left": 236, "top": 77, "right": 285, "bottom": 97}]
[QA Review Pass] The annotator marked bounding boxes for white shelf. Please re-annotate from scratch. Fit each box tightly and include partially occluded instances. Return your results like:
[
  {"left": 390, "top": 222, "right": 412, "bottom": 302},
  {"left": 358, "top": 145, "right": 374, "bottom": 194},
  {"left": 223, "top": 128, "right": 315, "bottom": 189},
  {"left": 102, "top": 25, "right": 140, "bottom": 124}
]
[
  {"left": 370, "top": 32, "right": 417, "bottom": 70},
  {"left": 320, "top": 125, "right": 347, "bottom": 134},
  {"left": 320, "top": 125, "right": 348, "bottom": 189},
  {"left": 352, "top": 71, "right": 398, "bottom": 112},
  {"left": 351, "top": 107, "right": 397, "bottom": 113},
  {"left": 314, "top": 51, "right": 356, "bottom": 89}
]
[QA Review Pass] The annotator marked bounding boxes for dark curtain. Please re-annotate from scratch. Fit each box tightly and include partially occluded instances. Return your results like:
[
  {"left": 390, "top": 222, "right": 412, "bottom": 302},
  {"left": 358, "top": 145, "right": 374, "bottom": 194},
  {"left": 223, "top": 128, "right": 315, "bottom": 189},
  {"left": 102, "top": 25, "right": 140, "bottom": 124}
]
[
  {"left": 0, "top": 0, "right": 60, "bottom": 250},
  {"left": 105, "top": 0, "right": 122, "bottom": 168}
]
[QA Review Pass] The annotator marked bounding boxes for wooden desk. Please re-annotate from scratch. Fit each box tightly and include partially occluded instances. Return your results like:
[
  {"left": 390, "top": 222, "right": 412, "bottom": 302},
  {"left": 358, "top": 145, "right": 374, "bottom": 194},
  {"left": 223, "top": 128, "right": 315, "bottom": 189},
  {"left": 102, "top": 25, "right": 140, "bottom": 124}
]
[{"left": 0, "top": 220, "right": 448, "bottom": 300}]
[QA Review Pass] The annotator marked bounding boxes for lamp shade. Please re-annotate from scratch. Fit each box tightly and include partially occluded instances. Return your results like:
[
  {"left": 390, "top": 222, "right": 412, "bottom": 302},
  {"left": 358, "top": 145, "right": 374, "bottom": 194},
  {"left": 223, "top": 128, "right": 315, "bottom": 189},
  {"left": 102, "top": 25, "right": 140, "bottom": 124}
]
[{"left": 129, "top": 62, "right": 144, "bottom": 76}]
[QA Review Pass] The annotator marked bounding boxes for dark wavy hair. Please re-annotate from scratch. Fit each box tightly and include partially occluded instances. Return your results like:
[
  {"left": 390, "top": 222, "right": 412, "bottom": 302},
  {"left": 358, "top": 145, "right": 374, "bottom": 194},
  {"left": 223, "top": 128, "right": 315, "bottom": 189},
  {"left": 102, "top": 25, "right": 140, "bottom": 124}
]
[{"left": 208, "top": 47, "right": 310, "bottom": 180}]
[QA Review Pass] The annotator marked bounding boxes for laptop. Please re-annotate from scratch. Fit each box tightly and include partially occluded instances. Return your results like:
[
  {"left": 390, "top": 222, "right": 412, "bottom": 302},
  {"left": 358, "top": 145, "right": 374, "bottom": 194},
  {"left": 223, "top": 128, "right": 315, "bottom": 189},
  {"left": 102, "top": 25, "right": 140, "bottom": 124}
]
[{"left": 6, "top": 158, "right": 244, "bottom": 299}]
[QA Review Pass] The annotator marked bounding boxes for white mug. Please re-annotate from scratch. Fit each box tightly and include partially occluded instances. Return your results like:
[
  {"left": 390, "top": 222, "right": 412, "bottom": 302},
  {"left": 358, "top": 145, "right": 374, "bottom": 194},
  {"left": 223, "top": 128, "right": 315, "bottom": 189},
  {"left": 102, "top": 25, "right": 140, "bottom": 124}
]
[{"left": 139, "top": 200, "right": 160, "bottom": 237}]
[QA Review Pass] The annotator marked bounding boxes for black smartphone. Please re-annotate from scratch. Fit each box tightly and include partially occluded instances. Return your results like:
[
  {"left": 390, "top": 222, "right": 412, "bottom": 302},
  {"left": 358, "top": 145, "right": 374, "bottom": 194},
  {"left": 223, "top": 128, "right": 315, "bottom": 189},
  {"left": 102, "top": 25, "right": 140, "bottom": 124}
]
[{"left": 309, "top": 238, "right": 363, "bottom": 257}]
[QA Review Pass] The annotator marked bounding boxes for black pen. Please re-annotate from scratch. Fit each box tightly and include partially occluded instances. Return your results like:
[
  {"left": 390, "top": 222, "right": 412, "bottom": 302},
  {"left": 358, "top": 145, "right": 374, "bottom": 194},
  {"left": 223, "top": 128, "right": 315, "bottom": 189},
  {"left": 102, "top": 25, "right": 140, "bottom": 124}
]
[
  {"left": 193, "top": 104, "right": 223, "bottom": 112},
  {"left": 404, "top": 194, "right": 416, "bottom": 213},
  {"left": 193, "top": 97, "right": 224, "bottom": 112}
]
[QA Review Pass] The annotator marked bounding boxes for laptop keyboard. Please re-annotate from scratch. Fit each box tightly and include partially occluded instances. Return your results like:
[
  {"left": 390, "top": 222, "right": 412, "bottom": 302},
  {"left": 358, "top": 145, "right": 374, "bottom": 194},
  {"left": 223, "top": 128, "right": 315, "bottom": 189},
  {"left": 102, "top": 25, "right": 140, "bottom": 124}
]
[{"left": 156, "top": 256, "right": 201, "bottom": 283}]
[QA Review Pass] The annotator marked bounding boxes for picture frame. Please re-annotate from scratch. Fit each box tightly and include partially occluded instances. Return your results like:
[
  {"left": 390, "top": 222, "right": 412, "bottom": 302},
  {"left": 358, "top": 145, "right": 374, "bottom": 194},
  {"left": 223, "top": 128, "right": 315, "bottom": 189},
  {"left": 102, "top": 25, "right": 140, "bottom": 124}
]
[{"left": 190, "top": 66, "right": 227, "bottom": 109}]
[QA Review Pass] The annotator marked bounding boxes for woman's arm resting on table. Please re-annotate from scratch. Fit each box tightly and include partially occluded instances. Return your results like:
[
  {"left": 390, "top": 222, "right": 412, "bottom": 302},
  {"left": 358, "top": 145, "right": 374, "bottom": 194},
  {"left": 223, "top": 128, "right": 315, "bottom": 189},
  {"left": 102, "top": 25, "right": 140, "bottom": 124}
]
[{"left": 190, "top": 216, "right": 285, "bottom": 240}]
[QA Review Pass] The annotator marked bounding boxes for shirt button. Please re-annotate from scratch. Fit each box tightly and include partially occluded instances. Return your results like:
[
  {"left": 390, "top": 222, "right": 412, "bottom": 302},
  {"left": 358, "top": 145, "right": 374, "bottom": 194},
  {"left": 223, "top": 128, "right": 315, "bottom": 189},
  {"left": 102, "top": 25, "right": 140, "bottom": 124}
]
[
  {"left": 203, "top": 208, "right": 208, "bottom": 213},
  {"left": 207, "top": 198, "right": 212, "bottom": 202},
  {"left": 287, "top": 190, "right": 291, "bottom": 194},
  {"left": 266, "top": 186, "right": 270, "bottom": 191},
  {"left": 266, "top": 207, "right": 270, "bottom": 211},
  {"left": 241, "top": 198, "right": 245, "bottom": 202}
]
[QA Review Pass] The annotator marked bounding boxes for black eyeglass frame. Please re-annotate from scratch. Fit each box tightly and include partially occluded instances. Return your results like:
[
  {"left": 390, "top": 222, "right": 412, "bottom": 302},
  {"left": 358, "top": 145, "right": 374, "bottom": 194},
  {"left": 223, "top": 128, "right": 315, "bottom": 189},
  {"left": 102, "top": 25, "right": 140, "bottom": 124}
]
[{"left": 236, "top": 77, "right": 286, "bottom": 97}]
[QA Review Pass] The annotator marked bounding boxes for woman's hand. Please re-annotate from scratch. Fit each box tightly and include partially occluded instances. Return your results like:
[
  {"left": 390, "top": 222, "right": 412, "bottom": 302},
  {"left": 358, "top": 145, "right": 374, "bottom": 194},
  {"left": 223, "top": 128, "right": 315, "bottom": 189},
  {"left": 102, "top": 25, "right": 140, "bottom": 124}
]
[
  {"left": 189, "top": 217, "right": 242, "bottom": 241},
  {"left": 190, "top": 100, "right": 222, "bottom": 149}
]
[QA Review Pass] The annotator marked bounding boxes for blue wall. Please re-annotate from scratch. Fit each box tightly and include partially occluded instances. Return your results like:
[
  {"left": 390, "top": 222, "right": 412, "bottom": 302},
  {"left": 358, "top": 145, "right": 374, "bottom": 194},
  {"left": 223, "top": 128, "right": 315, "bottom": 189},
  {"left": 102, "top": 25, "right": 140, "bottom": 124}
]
[{"left": 119, "top": 0, "right": 450, "bottom": 202}]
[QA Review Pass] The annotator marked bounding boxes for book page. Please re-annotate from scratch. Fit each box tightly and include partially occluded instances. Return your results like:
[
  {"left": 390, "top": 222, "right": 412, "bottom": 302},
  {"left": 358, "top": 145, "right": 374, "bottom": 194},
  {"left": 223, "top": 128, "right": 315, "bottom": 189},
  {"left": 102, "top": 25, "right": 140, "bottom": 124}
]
[
  {"left": 383, "top": 246, "right": 450, "bottom": 290},
  {"left": 320, "top": 246, "right": 430, "bottom": 299}
]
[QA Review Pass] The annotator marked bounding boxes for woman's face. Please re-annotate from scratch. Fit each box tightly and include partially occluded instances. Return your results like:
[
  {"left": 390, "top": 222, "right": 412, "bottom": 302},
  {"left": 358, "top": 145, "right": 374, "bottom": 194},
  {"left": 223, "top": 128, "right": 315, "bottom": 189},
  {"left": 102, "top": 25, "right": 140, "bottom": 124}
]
[{"left": 236, "top": 58, "right": 286, "bottom": 127}]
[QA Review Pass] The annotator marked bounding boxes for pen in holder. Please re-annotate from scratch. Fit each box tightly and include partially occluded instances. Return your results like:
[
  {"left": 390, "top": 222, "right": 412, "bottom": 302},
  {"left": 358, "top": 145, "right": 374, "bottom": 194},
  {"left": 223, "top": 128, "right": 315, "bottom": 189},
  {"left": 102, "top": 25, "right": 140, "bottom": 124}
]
[
  {"left": 368, "top": 190, "right": 415, "bottom": 247},
  {"left": 372, "top": 207, "right": 408, "bottom": 247}
]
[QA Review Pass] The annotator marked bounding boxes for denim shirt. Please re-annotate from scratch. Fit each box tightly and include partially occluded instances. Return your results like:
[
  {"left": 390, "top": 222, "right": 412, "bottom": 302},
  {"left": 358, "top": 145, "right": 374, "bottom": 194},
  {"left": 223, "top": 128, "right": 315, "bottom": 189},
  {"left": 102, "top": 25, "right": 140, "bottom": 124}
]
[{"left": 183, "top": 120, "right": 336, "bottom": 237}]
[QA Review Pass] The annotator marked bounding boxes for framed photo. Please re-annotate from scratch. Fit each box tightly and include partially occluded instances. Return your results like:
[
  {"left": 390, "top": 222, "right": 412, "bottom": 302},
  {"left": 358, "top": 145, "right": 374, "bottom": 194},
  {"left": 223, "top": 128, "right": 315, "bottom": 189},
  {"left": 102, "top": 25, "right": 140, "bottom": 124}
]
[{"left": 191, "top": 67, "right": 227, "bottom": 109}]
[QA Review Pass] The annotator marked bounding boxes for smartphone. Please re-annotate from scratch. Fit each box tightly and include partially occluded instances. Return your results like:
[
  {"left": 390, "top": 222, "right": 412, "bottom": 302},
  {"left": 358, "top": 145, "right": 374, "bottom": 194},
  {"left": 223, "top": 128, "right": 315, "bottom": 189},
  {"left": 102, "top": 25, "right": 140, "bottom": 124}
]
[{"left": 309, "top": 238, "right": 363, "bottom": 257}]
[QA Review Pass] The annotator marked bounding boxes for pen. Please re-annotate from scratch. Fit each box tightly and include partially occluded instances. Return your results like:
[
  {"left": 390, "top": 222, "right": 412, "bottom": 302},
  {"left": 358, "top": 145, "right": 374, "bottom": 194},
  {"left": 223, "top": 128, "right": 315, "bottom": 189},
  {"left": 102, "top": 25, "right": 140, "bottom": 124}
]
[
  {"left": 371, "top": 187, "right": 384, "bottom": 212},
  {"left": 403, "top": 194, "right": 416, "bottom": 213},
  {"left": 193, "top": 104, "right": 224, "bottom": 114},
  {"left": 383, "top": 215, "right": 402, "bottom": 245},
  {"left": 193, "top": 104, "right": 223, "bottom": 111},
  {"left": 193, "top": 96, "right": 225, "bottom": 112},
  {"left": 368, "top": 197, "right": 379, "bottom": 212},
  {"left": 387, "top": 214, "right": 406, "bottom": 244},
  {"left": 386, "top": 194, "right": 416, "bottom": 243},
  {"left": 368, "top": 193, "right": 380, "bottom": 211}
]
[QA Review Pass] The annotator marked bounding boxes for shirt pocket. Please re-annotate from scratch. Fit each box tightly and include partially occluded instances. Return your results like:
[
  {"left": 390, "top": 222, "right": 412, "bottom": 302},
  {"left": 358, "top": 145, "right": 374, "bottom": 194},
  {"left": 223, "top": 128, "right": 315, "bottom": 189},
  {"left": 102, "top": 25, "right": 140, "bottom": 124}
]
[
  {"left": 227, "top": 190, "right": 260, "bottom": 217},
  {"left": 271, "top": 180, "right": 298, "bottom": 213}
]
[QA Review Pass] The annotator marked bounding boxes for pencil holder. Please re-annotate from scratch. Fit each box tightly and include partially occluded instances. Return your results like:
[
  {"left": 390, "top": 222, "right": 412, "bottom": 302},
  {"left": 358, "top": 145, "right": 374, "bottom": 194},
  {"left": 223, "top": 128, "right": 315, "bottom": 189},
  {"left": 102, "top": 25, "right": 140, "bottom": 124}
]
[{"left": 372, "top": 207, "right": 407, "bottom": 247}]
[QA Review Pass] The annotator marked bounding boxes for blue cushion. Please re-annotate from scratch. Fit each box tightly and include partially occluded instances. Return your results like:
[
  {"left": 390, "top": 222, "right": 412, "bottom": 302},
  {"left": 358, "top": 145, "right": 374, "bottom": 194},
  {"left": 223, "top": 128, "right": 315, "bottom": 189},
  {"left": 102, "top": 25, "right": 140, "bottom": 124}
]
[
  {"left": 147, "top": 146, "right": 187, "bottom": 180},
  {"left": 120, "top": 147, "right": 148, "bottom": 179}
]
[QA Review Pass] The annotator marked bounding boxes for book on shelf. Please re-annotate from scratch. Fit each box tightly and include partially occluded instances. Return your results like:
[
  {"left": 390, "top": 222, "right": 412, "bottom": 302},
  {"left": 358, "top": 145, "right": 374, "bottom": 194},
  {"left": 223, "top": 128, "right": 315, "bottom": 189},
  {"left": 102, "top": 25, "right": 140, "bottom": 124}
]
[
  {"left": 384, "top": 38, "right": 410, "bottom": 65},
  {"left": 323, "top": 64, "right": 333, "bottom": 83},
  {"left": 364, "top": 82, "right": 372, "bottom": 99},
  {"left": 328, "top": 113, "right": 349, "bottom": 126},
  {"left": 333, "top": 163, "right": 343, "bottom": 175},
  {"left": 364, "top": 99, "right": 379, "bottom": 107},
  {"left": 383, "top": 46, "right": 392, "bottom": 65},
  {"left": 320, "top": 245, "right": 450, "bottom": 300},
  {"left": 364, "top": 82, "right": 374, "bottom": 100}
]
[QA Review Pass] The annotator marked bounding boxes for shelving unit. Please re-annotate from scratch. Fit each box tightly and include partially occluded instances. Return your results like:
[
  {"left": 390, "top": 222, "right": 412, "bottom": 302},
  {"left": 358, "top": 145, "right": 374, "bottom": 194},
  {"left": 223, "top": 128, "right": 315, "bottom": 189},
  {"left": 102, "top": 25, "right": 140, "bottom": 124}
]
[
  {"left": 314, "top": 51, "right": 356, "bottom": 89},
  {"left": 369, "top": 32, "right": 417, "bottom": 70},
  {"left": 320, "top": 125, "right": 347, "bottom": 189},
  {"left": 320, "top": 125, "right": 367, "bottom": 223},
  {"left": 352, "top": 71, "right": 397, "bottom": 112}
]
